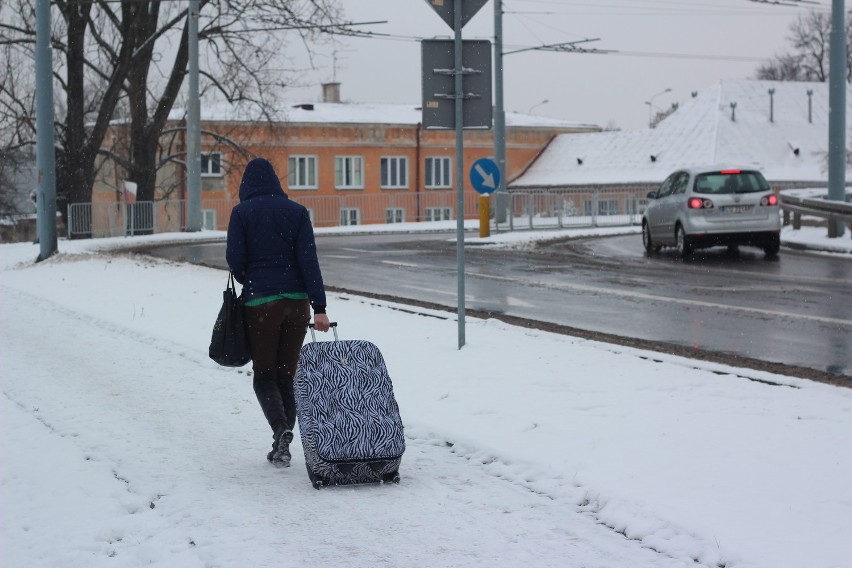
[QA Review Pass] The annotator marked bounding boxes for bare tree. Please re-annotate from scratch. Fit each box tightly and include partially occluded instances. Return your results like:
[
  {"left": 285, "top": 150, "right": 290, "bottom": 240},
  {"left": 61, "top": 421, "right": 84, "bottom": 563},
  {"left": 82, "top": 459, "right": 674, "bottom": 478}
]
[
  {"left": 756, "top": 9, "right": 851, "bottom": 83},
  {"left": 0, "top": 41, "right": 37, "bottom": 217},
  {"left": 1, "top": 0, "right": 345, "bottom": 234},
  {"left": 756, "top": 53, "right": 811, "bottom": 81}
]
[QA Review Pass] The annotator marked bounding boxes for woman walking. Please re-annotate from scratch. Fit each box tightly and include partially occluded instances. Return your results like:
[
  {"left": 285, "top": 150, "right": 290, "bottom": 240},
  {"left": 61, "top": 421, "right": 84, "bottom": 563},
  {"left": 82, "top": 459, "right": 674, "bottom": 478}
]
[{"left": 226, "top": 157, "right": 331, "bottom": 467}]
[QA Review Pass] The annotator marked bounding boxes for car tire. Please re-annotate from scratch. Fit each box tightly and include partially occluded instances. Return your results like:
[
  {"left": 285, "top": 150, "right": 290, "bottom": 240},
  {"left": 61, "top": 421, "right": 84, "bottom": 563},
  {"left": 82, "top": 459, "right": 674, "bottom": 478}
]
[
  {"left": 763, "top": 235, "right": 781, "bottom": 257},
  {"left": 642, "top": 221, "right": 658, "bottom": 254},
  {"left": 675, "top": 224, "right": 693, "bottom": 259}
]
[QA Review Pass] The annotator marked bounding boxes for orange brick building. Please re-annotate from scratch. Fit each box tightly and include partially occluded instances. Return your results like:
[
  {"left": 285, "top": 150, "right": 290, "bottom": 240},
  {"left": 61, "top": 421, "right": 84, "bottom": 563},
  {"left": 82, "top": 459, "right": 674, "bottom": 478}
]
[{"left": 95, "top": 84, "right": 599, "bottom": 231}]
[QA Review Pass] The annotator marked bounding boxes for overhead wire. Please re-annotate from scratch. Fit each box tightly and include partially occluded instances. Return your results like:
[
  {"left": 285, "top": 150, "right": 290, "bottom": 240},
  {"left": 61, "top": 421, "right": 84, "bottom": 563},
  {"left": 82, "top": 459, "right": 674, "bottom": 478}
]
[
  {"left": 505, "top": 0, "right": 828, "bottom": 16},
  {"left": 424, "top": 0, "right": 787, "bottom": 61}
]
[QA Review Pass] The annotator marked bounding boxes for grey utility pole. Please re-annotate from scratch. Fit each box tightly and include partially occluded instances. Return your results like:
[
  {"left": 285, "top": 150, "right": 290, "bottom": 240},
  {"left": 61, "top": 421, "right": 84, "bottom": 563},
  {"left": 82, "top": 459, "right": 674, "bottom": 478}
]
[
  {"left": 34, "top": 0, "right": 57, "bottom": 260},
  {"left": 453, "top": 0, "right": 466, "bottom": 348},
  {"left": 827, "top": 0, "right": 847, "bottom": 237},
  {"left": 493, "top": 0, "right": 507, "bottom": 223},
  {"left": 186, "top": 0, "right": 202, "bottom": 232}
]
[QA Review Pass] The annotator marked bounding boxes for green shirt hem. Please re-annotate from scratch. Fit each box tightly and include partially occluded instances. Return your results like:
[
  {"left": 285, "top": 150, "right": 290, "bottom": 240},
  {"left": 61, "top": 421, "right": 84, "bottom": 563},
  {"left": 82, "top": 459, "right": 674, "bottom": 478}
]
[{"left": 244, "top": 292, "right": 309, "bottom": 307}]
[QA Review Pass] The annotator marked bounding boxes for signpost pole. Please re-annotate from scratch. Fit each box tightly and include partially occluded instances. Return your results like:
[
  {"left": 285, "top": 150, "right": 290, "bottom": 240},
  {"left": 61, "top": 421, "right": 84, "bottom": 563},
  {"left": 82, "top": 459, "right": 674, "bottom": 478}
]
[
  {"left": 422, "top": 0, "right": 490, "bottom": 349},
  {"left": 454, "top": 0, "right": 466, "bottom": 349},
  {"left": 493, "top": 0, "right": 507, "bottom": 226}
]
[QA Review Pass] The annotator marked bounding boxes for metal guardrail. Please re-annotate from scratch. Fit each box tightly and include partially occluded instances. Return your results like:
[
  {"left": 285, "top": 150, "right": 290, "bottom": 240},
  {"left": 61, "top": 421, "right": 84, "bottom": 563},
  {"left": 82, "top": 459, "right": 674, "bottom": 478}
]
[{"left": 780, "top": 192, "right": 852, "bottom": 239}]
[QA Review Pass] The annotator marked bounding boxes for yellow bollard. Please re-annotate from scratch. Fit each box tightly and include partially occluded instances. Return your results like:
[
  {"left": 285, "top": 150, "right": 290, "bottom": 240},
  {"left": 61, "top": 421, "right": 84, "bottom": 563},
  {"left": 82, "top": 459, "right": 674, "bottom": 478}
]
[{"left": 479, "top": 194, "right": 490, "bottom": 238}]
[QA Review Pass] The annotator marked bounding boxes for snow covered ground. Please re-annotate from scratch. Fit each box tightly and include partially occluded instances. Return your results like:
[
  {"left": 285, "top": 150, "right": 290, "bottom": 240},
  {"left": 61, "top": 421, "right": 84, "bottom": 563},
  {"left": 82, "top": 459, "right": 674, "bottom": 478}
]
[{"left": 1, "top": 225, "right": 851, "bottom": 568}]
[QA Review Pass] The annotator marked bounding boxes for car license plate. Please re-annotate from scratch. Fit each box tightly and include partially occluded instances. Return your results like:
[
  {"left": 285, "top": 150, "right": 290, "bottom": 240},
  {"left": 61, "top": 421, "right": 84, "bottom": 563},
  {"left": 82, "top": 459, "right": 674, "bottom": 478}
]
[{"left": 723, "top": 205, "right": 752, "bottom": 214}]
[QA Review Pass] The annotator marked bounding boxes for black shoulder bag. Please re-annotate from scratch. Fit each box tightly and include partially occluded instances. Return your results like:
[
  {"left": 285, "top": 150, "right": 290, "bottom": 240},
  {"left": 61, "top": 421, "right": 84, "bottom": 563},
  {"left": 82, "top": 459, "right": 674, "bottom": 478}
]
[{"left": 209, "top": 273, "right": 251, "bottom": 367}]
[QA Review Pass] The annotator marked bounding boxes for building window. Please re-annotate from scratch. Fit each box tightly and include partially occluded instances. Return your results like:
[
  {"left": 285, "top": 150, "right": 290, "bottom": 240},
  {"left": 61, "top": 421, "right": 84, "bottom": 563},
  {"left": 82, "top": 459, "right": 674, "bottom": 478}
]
[
  {"left": 288, "top": 156, "right": 317, "bottom": 189},
  {"left": 381, "top": 157, "right": 408, "bottom": 189},
  {"left": 425, "top": 207, "right": 452, "bottom": 222},
  {"left": 202, "top": 209, "right": 217, "bottom": 230},
  {"left": 599, "top": 199, "right": 619, "bottom": 216},
  {"left": 585, "top": 199, "right": 620, "bottom": 216},
  {"left": 626, "top": 197, "right": 648, "bottom": 215},
  {"left": 335, "top": 156, "right": 364, "bottom": 189},
  {"left": 340, "top": 208, "right": 360, "bottom": 226},
  {"left": 425, "top": 157, "right": 451, "bottom": 189},
  {"left": 385, "top": 208, "right": 404, "bottom": 224},
  {"left": 201, "top": 152, "right": 222, "bottom": 177}
]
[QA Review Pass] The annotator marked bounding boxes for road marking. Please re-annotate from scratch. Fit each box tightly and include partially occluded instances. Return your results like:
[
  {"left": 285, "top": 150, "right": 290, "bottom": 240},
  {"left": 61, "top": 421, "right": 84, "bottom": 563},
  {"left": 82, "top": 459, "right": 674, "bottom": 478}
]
[
  {"left": 400, "top": 283, "right": 455, "bottom": 297},
  {"left": 340, "top": 247, "right": 426, "bottom": 255},
  {"left": 471, "top": 273, "right": 852, "bottom": 327},
  {"left": 340, "top": 248, "right": 377, "bottom": 253},
  {"left": 381, "top": 260, "right": 421, "bottom": 268},
  {"left": 399, "top": 284, "right": 476, "bottom": 302},
  {"left": 506, "top": 296, "right": 535, "bottom": 308}
]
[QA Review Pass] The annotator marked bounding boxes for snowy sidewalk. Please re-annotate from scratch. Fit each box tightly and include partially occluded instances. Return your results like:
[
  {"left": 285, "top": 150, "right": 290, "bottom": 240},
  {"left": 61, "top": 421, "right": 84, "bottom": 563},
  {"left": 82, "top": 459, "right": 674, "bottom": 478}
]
[{"left": 1, "top": 232, "right": 851, "bottom": 568}]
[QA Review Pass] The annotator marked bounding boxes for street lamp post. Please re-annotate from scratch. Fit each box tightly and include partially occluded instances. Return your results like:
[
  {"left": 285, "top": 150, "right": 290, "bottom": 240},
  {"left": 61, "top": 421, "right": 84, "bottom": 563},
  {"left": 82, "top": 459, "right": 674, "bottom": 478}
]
[
  {"left": 528, "top": 99, "right": 549, "bottom": 114},
  {"left": 645, "top": 88, "right": 671, "bottom": 128}
]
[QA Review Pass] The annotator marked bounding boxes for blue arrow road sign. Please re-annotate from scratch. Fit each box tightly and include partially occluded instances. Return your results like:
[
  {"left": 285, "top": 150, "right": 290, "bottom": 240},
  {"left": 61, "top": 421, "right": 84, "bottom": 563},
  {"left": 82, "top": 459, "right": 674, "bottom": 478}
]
[{"left": 470, "top": 158, "right": 500, "bottom": 195}]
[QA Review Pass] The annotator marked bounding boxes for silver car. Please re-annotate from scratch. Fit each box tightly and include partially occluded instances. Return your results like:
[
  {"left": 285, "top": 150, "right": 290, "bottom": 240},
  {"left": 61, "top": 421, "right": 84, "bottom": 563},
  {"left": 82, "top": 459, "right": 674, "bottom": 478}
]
[{"left": 641, "top": 166, "right": 781, "bottom": 258}]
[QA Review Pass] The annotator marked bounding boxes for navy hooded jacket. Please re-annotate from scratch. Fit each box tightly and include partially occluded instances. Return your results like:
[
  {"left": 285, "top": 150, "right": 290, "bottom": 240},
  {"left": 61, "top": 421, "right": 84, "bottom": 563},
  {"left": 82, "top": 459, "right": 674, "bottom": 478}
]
[{"left": 226, "top": 158, "right": 327, "bottom": 312}]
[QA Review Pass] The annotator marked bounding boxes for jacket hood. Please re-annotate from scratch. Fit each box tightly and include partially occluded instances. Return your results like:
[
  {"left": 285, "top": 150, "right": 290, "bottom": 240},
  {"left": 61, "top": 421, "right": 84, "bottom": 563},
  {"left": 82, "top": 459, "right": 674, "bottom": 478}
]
[{"left": 239, "top": 157, "right": 286, "bottom": 201}]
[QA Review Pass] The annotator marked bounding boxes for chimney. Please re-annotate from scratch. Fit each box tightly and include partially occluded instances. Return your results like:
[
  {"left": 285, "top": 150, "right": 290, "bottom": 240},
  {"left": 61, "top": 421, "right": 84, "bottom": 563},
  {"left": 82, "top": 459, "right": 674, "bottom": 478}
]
[{"left": 322, "top": 82, "right": 341, "bottom": 103}]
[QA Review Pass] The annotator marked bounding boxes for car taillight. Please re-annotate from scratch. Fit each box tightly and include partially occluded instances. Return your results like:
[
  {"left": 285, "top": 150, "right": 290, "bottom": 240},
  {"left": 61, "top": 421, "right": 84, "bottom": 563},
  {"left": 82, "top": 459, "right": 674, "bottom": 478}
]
[
  {"left": 688, "top": 197, "right": 714, "bottom": 209},
  {"left": 720, "top": 169, "right": 741, "bottom": 174},
  {"left": 760, "top": 194, "right": 778, "bottom": 206}
]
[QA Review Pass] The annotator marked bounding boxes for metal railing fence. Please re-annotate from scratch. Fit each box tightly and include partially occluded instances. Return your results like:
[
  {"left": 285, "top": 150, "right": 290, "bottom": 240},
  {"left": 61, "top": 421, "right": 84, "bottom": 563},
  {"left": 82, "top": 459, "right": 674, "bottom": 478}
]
[
  {"left": 494, "top": 187, "right": 648, "bottom": 231},
  {"left": 66, "top": 188, "right": 648, "bottom": 239},
  {"left": 68, "top": 201, "right": 184, "bottom": 238}
]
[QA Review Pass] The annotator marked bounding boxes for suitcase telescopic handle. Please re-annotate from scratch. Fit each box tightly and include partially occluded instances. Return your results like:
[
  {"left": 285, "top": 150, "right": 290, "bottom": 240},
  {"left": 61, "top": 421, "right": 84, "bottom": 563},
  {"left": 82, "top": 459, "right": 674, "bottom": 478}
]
[{"left": 308, "top": 321, "right": 338, "bottom": 342}]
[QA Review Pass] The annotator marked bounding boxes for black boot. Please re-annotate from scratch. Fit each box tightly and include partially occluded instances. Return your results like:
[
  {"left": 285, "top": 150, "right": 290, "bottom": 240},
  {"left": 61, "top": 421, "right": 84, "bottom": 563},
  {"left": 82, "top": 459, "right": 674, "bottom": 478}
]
[
  {"left": 269, "top": 426, "right": 294, "bottom": 467},
  {"left": 254, "top": 371, "right": 291, "bottom": 465},
  {"left": 254, "top": 371, "right": 287, "bottom": 426}
]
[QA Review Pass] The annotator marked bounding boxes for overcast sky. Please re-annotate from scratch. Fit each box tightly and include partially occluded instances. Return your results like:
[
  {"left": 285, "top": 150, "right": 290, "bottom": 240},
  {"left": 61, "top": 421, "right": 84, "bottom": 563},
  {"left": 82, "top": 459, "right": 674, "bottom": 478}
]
[{"left": 281, "top": 0, "right": 831, "bottom": 131}]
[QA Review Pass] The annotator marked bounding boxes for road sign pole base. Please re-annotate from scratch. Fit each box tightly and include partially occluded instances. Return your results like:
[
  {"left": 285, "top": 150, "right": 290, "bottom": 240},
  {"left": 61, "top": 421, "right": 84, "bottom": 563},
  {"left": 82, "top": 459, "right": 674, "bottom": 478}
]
[{"left": 479, "top": 195, "right": 490, "bottom": 238}]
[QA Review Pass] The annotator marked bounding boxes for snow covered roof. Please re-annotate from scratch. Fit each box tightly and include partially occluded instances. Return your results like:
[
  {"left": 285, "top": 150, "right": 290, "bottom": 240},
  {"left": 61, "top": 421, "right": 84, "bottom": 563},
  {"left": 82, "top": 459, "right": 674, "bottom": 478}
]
[
  {"left": 511, "top": 79, "right": 851, "bottom": 188},
  {"left": 179, "top": 100, "right": 595, "bottom": 130}
]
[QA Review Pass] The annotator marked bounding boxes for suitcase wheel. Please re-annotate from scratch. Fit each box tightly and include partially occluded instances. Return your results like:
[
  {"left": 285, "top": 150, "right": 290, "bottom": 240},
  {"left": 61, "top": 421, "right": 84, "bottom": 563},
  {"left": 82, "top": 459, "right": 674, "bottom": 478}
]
[
  {"left": 306, "top": 464, "right": 328, "bottom": 490},
  {"left": 382, "top": 471, "right": 401, "bottom": 484}
]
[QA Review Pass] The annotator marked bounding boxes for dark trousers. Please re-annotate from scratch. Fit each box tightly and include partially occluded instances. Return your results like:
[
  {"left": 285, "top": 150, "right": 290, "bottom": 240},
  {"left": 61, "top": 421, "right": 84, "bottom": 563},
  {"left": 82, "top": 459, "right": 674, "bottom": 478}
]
[{"left": 244, "top": 299, "right": 310, "bottom": 433}]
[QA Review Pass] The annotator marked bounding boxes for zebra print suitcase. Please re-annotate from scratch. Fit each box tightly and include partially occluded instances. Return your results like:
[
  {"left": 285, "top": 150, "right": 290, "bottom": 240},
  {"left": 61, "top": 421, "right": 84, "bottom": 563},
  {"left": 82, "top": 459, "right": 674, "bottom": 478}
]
[{"left": 294, "top": 323, "right": 405, "bottom": 489}]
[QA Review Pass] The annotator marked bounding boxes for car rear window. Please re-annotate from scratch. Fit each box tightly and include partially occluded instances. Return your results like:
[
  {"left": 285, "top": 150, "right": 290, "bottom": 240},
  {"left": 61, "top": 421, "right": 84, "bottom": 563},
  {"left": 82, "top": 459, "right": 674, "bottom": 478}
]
[{"left": 693, "top": 170, "right": 770, "bottom": 194}]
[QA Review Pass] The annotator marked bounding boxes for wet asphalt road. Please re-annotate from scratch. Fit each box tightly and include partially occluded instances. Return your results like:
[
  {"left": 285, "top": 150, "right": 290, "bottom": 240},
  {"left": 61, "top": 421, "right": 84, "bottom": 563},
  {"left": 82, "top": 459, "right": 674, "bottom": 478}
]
[{"left": 146, "top": 232, "right": 852, "bottom": 382}]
